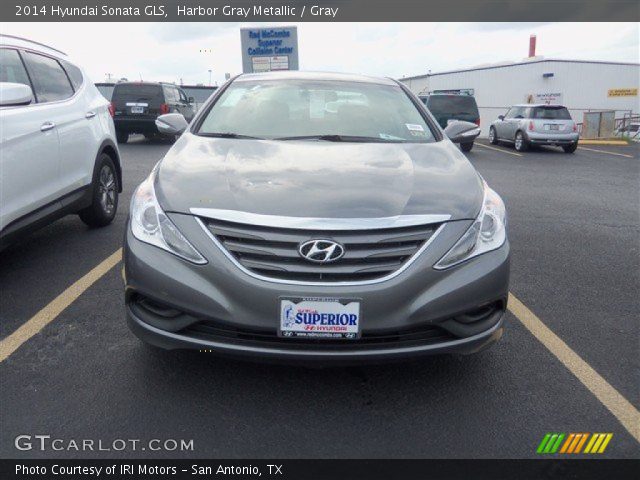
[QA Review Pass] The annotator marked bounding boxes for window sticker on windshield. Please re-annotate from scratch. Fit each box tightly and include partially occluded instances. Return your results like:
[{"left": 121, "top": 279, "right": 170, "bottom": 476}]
[
  {"left": 221, "top": 88, "right": 247, "bottom": 107},
  {"left": 309, "top": 91, "right": 326, "bottom": 119},
  {"left": 405, "top": 123, "right": 424, "bottom": 132}
]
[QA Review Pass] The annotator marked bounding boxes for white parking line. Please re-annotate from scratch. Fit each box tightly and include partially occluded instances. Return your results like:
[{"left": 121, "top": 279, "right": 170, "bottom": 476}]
[
  {"left": 578, "top": 146, "right": 636, "bottom": 159},
  {"left": 475, "top": 142, "right": 523, "bottom": 157}
]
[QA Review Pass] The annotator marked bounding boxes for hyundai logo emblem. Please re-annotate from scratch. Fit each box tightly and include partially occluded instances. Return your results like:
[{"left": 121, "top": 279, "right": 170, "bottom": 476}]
[{"left": 298, "top": 239, "right": 345, "bottom": 264}]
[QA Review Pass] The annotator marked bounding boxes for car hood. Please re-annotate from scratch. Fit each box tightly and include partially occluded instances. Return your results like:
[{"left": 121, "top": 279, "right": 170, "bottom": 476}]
[{"left": 155, "top": 133, "right": 484, "bottom": 221}]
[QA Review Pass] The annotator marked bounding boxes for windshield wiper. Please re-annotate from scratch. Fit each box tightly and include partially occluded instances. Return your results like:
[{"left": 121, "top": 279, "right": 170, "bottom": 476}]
[
  {"left": 275, "top": 134, "right": 406, "bottom": 143},
  {"left": 198, "top": 132, "right": 263, "bottom": 140}
]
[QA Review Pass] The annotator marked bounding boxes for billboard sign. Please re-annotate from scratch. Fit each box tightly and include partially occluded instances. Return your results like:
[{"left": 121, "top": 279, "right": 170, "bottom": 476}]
[{"left": 240, "top": 26, "right": 299, "bottom": 73}]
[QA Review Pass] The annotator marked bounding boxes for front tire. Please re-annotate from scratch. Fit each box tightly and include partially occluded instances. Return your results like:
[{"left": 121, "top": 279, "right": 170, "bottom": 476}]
[
  {"left": 460, "top": 142, "right": 474, "bottom": 152},
  {"left": 79, "top": 153, "right": 119, "bottom": 228},
  {"left": 563, "top": 142, "right": 578, "bottom": 153},
  {"left": 514, "top": 131, "right": 528, "bottom": 152},
  {"left": 116, "top": 131, "right": 129, "bottom": 144},
  {"left": 489, "top": 127, "right": 498, "bottom": 145}
]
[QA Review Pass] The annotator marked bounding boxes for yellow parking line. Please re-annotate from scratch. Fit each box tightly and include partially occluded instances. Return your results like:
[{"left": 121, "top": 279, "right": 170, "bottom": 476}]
[
  {"left": 475, "top": 142, "right": 523, "bottom": 157},
  {"left": 508, "top": 293, "right": 640, "bottom": 443},
  {"left": 0, "top": 249, "right": 122, "bottom": 363},
  {"left": 578, "top": 146, "right": 635, "bottom": 158},
  {"left": 2, "top": 245, "right": 638, "bottom": 446}
]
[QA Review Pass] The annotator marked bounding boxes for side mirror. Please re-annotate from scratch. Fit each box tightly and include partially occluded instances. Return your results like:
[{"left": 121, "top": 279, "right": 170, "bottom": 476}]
[
  {"left": 0, "top": 82, "right": 33, "bottom": 106},
  {"left": 188, "top": 96, "right": 195, "bottom": 104},
  {"left": 498, "top": 115, "right": 505, "bottom": 121},
  {"left": 444, "top": 120, "right": 481, "bottom": 144},
  {"left": 155, "top": 113, "right": 188, "bottom": 135}
]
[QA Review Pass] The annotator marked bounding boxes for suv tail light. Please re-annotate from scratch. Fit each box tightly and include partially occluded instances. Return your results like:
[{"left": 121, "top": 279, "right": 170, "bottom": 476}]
[
  {"left": 573, "top": 123, "right": 577, "bottom": 132},
  {"left": 160, "top": 103, "right": 170, "bottom": 114},
  {"left": 475, "top": 119, "right": 480, "bottom": 127},
  {"left": 108, "top": 102, "right": 115, "bottom": 117},
  {"left": 528, "top": 121, "right": 534, "bottom": 131}
]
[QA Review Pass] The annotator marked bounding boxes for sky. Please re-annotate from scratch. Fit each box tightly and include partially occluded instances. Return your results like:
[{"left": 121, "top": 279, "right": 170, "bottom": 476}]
[{"left": 1, "top": 22, "right": 638, "bottom": 85}]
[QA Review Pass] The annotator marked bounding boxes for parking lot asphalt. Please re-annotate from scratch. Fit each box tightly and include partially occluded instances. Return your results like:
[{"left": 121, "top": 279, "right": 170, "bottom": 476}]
[{"left": 1, "top": 136, "right": 638, "bottom": 459}]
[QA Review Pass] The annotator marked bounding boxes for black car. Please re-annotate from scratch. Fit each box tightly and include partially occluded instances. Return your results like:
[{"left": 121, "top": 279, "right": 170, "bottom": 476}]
[
  {"left": 421, "top": 94, "right": 480, "bottom": 152},
  {"left": 110, "top": 82, "right": 196, "bottom": 143}
]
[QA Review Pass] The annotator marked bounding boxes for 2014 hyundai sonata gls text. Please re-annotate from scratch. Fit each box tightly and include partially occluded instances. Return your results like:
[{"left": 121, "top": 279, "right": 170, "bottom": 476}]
[{"left": 124, "top": 71, "right": 510, "bottom": 364}]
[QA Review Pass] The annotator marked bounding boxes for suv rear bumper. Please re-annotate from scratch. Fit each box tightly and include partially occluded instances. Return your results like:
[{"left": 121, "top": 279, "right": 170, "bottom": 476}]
[{"left": 114, "top": 116, "right": 158, "bottom": 134}]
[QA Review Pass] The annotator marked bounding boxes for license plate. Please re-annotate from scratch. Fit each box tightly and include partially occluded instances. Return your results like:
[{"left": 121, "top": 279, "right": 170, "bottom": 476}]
[
  {"left": 547, "top": 124, "right": 560, "bottom": 131},
  {"left": 131, "top": 106, "right": 144, "bottom": 114},
  {"left": 280, "top": 298, "right": 360, "bottom": 340}
]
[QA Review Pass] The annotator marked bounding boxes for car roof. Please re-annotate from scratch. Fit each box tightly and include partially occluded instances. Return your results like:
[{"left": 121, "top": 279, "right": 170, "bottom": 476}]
[
  {"left": 424, "top": 93, "right": 474, "bottom": 97},
  {"left": 511, "top": 103, "right": 568, "bottom": 108},
  {"left": 114, "top": 81, "right": 184, "bottom": 88},
  {"left": 0, "top": 34, "right": 67, "bottom": 59},
  {"left": 235, "top": 71, "right": 398, "bottom": 86}
]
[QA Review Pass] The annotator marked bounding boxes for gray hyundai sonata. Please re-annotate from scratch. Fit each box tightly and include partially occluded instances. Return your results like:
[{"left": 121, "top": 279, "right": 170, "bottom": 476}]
[{"left": 124, "top": 71, "right": 509, "bottom": 364}]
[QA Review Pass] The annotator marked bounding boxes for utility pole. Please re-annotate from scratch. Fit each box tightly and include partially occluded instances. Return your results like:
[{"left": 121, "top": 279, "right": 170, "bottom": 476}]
[{"left": 208, "top": 69, "right": 212, "bottom": 86}]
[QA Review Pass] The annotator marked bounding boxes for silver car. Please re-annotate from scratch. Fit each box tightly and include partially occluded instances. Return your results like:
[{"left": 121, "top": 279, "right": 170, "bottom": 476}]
[
  {"left": 489, "top": 104, "right": 579, "bottom": 153},
  {"left": 124, "top": 72, "right": 509, "bottom": 364}
]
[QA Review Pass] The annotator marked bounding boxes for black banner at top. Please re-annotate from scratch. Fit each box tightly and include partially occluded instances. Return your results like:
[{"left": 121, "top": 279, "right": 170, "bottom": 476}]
[{"left": 3, "top": 0, "right": 640, "bottom": 22}]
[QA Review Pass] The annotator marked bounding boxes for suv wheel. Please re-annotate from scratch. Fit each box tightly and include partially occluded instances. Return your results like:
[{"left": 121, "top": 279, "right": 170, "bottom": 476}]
[
  {"left": 460, "top": 142, "right": 473, "bottom": 152},
  {"left": 563, "top": 142, "right": 578, "bottom": 154},
  {"left": 514, "top": 131, "right": 528, "bottom": 152},
  {"left": 489, "top": 127, "right": 498, "bottom": 145},
  {"left": 79, "top": 153, "right": 119, "bottom": 228},
  {"left": 116, "top": 131, "right": 129, "bottom": 144}
]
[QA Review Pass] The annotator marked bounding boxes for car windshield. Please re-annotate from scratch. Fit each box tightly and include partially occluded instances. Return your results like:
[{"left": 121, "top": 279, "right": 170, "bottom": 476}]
[
  {"left": 427, "top": 95, "right": 479, "bottom": 117},
  {"left": 531, "top": 106, "right": 572, "bottom": 120},
  {"left": 196, "top": 79, "right": 436, "bottom": 143}
]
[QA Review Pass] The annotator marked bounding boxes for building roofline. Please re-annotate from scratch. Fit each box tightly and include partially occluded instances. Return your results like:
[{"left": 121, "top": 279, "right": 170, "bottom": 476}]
[{"left": 401, "top": 58, "right": 640, "bottom": 81}]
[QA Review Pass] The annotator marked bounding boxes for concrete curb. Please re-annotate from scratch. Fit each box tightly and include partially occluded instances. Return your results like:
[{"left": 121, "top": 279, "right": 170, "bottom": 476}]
[{"left": 579, "top": 140, "right": 629, "bottom": 146}]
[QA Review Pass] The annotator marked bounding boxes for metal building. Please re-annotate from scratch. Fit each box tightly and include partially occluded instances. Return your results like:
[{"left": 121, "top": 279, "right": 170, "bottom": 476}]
[{"left": 400, "top": 58, "right": 639, "bottom": 137}]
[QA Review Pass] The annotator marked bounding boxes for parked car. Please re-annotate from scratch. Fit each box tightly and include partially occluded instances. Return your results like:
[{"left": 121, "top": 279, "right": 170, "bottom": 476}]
[
  {"left": 420, "top": 93, "right": 480, "bottom": 152},
  {"left": 489, "top": 104, "right": 579, "bottom": 153},
  {"left": 124, "top": 71, "right": 508, "bottom": 364},
  {"left": 0, "top": 34, "right": 121, "bottom": 249},
  {"left": 110, "top": 81, "right": 196, "bottom": 143},
  {"left": 615, "top": 122, "right": 640, "bottom": 142}
]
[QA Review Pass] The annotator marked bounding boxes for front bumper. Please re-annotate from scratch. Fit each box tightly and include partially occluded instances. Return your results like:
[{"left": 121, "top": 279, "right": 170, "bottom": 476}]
[
  {"left": 525, "top": 131, "right": 579, "bottom": 145},
  {"left": 124, "top": 214, "right": 510, "bottom": 364}
]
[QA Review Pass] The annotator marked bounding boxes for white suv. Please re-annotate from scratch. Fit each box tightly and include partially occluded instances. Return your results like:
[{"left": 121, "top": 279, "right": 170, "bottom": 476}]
[{"left": 0, "top": 35, "right": 121, "bottom": 248}]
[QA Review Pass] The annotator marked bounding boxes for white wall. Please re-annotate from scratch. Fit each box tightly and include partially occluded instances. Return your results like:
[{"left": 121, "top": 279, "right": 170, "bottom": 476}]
[{"left": 402, "top": 60, "right": 640, "bottom": 136}]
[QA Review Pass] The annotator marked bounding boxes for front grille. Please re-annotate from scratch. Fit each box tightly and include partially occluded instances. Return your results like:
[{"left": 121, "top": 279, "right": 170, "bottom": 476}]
[
  {"left": 183, "top": 320, "right": 455, "bottom": 349},
  {"left": 201, "top": 218, "right": 442, "bottom": 282}
]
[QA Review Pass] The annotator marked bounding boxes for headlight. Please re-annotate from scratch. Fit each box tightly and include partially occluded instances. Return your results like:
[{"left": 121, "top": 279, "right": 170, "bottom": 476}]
[
  {"left": 130, "top": 168, "right": 207, "bottom": 265},
  {"left": 434, "top": 182, "right": 506, "bottom": 269}
]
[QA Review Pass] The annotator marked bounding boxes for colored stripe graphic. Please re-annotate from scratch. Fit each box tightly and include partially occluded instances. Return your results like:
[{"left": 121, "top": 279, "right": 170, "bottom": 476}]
[
  {"left": 537, "top": 433, "right": 565, "bottom": 454},
  {"left": 574, "top": 433, "right": 589, "bottom": 453},
  {"left": 560, "top": 433, "right": 575, "bottom": 453},
  {"left": 539, "top": 433, "right": 613, "bottom": 454},
  {"left": 536, "top": 433, "right": 552, "bottom": 454},
  {"left": 550, "top": 434, "right": 565, "bottom": 453},
  {"left": 597, "top": 433, "right": 613, "bottom": 453}
]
